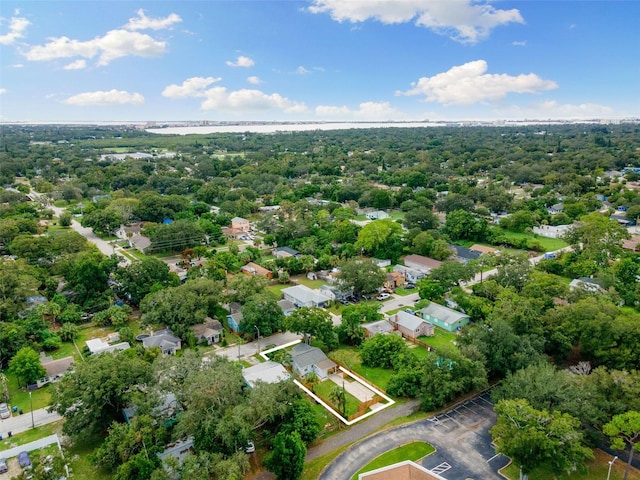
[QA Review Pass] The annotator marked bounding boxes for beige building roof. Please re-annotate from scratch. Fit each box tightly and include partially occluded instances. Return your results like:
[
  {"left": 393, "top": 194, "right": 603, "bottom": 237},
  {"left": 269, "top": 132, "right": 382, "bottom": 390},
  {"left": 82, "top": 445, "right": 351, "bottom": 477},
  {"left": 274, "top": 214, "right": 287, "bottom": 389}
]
[{"left": 359, "top": 460, "right": 447, "bottom": 479}]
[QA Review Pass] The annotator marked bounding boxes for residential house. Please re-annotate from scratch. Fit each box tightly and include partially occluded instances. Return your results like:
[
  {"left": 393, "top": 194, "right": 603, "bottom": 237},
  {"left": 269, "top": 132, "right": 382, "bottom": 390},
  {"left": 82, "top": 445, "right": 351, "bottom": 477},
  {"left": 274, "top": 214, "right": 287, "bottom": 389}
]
[
  {"left": 282, "top": 285, "right": 331, "bottom": 308},
  {"left": 611, "top": 213, "right": 635, "bottom": 226},
  {"left": 449, "top": 245, "right": 481, "bottom": 264},
  {"left": 226, "top": 302, "right": 243, "bottom": 332},
  {"left": 532, "top": 224, "right": 572, "bottom": 239},
  {"left": 86, "top": 338, "right": 131, "bottom": 355},
  {"left": 362, "top": 320, "right": 394, "bottom": 338},
  {"left": 365, "top": 211, "right": 389, "bottom": 220},
  {"left": 157, "top": 437, "right": 194, "bottom": 466},
  {"left": 622, "top": 235, "right": 640, "bottom": 252},
  {"left": 221, "top": 226, "right": 246, "bottom": 240},
  {"left": 569, "top": 277, "right": 603, "bottom": 293},
  {"left": 392, "top": 265, "right": 425, "bottom": 284},
  {"left": 547, "top": 203, "right": 564, "bottom": 215},
  {"left": 319, "top": 284, "right": 347, "bottom": 301},
  {"left": 384, "top": 271, "right": 406, "bottom": 290},
  {"left": 273, "top": 246, "right": 300, "bottom": 259},
  {"left": 359, "top": 460, "right": 447, "bottom": 480},
  {"left": 142, "top": 329, "right": 182, "bottom": 355},
  {"left": 403, "top": 254, "right": 443, "bottom": 274},
  {"left": 277, "top": 299, "right": 296, "bottom": 316},
  {"left": 231, "top": 217, "right": 251, "bottom": 232},
  {"left": 129, "top": 233, "right": 152, "bottom": 253},
  {"left": 116, "top": 222, "right": 144, "bottom": 240},
  {"left": 240, "top": 262, "right": 273, "bottom": 278},
  {"left": 392, "top": 310, "right": 435, "bottom": 339},
  {"left": 417, "top": 302, "right": 470, "bottom": 332},
  {"left": 290, "top": 343, "right": 337, "bottom": 379},
  {"left": 372, "top": 258, "right": 391, "bottom": 269},
  {"left": 191, "top": 317, "right": 224, "bottom": 345},
  {"left": 37, "top": 355, "right": 74, "bottom": 388},
  {"left": 242, "top": 361, "right": 291, "bottom": 388}
]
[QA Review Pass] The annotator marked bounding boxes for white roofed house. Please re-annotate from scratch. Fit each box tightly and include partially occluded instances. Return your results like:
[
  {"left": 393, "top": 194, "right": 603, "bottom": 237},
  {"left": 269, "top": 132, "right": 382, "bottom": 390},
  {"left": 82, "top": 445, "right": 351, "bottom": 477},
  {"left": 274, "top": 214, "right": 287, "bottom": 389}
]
[
  {"left": 282, "top": 285, "right": 331, "bottom": 308},
  {"left": 242, "top": 361, "right": 291, "bottom": 388}
]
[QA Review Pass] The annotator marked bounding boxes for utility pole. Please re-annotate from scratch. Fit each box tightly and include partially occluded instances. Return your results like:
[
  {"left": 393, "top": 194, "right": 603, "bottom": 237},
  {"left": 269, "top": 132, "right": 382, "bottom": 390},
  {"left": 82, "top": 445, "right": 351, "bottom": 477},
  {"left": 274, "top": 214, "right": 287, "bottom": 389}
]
[
  {"left": 29, "top": 390, "right": 34, "bottom": 429},
  {"left": 255, "top": 325, "right": 260, "bottom": 354}
]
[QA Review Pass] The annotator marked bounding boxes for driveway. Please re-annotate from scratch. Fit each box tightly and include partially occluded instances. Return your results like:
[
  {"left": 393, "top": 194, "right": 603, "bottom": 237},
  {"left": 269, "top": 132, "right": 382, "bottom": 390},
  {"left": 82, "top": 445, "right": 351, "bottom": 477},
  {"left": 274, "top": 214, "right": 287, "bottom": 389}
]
[
  {"left": 208, "top": 331, "right": 302, "bottom": 362},
  {"left": 319, "top": 391, "right": 509, "bottom": 480}
]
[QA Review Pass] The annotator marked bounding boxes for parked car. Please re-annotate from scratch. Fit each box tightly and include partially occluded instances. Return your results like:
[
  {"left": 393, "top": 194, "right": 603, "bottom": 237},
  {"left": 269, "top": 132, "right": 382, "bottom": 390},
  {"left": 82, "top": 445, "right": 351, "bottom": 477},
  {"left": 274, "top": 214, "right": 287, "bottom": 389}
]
[
  {"left": 0, "top": 458, "right": 7, "bottom": 474},
  {"left": 0, "top": 402, "right": 10, "bottom": 419},
  {"left": 405, "top": 283, "right": 416, "bottom": 289},
  {"left": 18, "top": 451, "right": 31, "bottom": 469},
  {"left": 376, "top": 293, "right": 391, "bottom": 301}
]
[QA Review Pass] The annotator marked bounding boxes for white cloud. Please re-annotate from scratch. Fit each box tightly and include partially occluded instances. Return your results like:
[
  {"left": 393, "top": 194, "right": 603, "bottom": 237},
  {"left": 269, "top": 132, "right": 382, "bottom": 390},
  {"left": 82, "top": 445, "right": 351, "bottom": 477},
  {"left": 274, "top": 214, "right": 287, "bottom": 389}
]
[
  {"left": 397, "top": 60, "right": 557, "bottom": 105},
  {"left": 308, "top": 0, "right": 524, "bottom": 43},
  {"left": 12, "top": 63, "right": 23, "bottom": 68},
  {"left": 64, "top": 59, "right": 86, "bottom": 70},
  {"left": 124, "top": 9, "right": 182, "bottom": 31},
  {"left": 201, "top": 87, "right": 306, "bottom": 113},
  {"left": 512, "top": 40, "right": 526, "bottom": 46},
  {"left": 0, "top": 88, "right": 7, "bottom": 95},
  {"left": 247, "top": 76, "right": 262, "bottom": 85},
  {"left": 0, "top": 15, "right": 31, "bottom": 45},
  {"left": 315, "top": 101, "right": 400, "bottom": 119},
  {"left": 296, "top": 66, "right": 310, "bottom": 74},
  {"left": 226, "top": 55, "right": 255, "bottom": 67},
  {"left": 162, "top": 76, "right": 221, "bottom": 98},
  {"left": 25, "top": 29, "right": 168, "bottom": 66},
  {"left": 63, "top": 89, "right": 144, "bottom": 106}
]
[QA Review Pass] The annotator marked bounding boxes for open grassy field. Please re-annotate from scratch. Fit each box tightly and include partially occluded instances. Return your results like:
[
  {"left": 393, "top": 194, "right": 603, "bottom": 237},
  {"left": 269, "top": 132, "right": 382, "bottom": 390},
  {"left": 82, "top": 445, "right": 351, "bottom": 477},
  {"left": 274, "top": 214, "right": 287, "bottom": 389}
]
[
  {"left": 494, "top": 229, "right": 568, "bottom": 252},
  {"left": 418, "top": 328, "right": 459, "bottom": 352},
  {"left": 329, "top": 348, "right": 393, "bottom": 390},
  {"left": 351, "top": 441, "right": 435, "bottom": 480}
]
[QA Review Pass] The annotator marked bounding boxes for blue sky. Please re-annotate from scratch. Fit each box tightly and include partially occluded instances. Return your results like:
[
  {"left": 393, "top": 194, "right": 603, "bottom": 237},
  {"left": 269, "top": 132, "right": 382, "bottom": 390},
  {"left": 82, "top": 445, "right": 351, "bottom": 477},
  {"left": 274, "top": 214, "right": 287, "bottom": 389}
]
[{"left": 1, "top": 1, "right": 638, "bottom": 122}]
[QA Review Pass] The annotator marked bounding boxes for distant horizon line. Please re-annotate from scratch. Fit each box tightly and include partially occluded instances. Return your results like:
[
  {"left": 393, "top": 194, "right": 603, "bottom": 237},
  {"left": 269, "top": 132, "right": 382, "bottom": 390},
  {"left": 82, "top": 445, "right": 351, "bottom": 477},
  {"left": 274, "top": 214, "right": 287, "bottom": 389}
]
[{"left": 2, "top": 117, "right": 639, "bottom": 127}]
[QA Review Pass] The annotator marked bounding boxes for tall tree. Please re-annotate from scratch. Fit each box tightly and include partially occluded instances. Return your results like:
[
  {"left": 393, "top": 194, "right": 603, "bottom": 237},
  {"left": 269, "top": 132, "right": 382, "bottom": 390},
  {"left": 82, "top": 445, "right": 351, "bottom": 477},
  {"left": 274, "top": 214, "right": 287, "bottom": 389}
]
[
  {"left": 9, "top": 346, "right": 46, "bottom": 386},
  {"left": 51, "top": 351, "right": 153, "bottom": 438},
  {"left": 565, "top": 212, "right": 628, "bottom": 269},
  {"left": 284, "top": 307, "right": 338, "bottom": 350},
  {"left": 114, "top": 257, "right": 179, "bottom": 306},
  {"left": 491, "top": 399, "right": 593, "bottom": 480},
  {"left": 337, "top": 259, "right": 386, "bottom": 299},
  {"left": 603, "top": 411, "right": 640, "bottom": 480},
  {"left": 265, "top": 432, "right": 306, "bottom": 480}
]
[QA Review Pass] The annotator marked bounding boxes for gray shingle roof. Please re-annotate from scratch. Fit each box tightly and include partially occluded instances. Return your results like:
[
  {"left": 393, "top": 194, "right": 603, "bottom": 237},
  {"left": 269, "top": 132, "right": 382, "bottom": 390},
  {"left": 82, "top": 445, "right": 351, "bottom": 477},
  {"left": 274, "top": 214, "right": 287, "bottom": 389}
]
[
  {"left": 393, "top": 310, "right": 427, "bottom": 330},
  {"left": 419, "top": 302, "right": 469, "bottom": 326},
  {"left": 291, "top": 343, "right": 332, "bottom": 369}
]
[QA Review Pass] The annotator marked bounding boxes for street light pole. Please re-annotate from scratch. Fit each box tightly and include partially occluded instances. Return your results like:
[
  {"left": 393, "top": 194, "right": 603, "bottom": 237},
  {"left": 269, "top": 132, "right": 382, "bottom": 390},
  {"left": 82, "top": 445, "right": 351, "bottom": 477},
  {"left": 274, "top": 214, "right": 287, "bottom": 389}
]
[
  {"left": 606, "top": 455, "right": 618, "bottom": 480},
  {"left": 29, "top": 391, "right": 34, "bottom": 429},
  {"left": 254, "top": 325, "right": 260, "bottom": 354}
]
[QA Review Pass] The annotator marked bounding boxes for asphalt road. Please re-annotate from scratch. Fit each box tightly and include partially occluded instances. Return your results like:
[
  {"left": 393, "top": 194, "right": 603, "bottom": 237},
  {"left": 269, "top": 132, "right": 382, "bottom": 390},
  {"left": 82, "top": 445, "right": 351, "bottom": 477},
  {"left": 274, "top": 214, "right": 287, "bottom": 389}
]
[
  {"left": 320, "top": 391, "right": 508, "bottom": 480},
  {"left": 0, "top": 408, "right": 61, "bottom": 438}
]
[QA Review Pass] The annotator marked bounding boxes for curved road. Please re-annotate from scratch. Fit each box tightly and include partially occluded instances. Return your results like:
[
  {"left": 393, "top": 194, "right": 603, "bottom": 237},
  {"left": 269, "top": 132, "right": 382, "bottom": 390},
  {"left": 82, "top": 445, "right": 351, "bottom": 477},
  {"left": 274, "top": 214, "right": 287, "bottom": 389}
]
[
  {"left": 320, "top": 392, "right": 508, "bottom": 480},
  {"left": 33, "top": 190, "right": 131, "bottom": 266}
]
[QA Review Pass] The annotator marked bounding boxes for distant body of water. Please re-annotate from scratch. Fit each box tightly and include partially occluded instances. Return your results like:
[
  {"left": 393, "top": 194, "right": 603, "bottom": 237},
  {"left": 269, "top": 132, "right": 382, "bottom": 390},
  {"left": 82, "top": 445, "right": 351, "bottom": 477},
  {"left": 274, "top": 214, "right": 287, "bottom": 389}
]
[{"left": 145, "top": 122, "right": 449, "bottom": 135}]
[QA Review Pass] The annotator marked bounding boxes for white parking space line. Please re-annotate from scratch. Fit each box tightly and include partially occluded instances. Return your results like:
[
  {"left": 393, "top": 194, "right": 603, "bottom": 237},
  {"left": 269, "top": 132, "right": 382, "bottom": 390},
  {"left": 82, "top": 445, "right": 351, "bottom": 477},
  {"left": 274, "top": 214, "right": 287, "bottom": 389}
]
[{"left": 431, "top": 462, "right": 452, "bottom": 475}]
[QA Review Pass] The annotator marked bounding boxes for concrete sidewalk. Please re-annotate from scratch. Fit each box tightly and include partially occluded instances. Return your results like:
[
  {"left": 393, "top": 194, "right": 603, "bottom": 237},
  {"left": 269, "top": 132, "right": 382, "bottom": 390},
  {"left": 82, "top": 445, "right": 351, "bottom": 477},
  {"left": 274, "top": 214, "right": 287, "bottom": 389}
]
[
  {"left": 0, "top": 408, "right": 62, "bottom": 438},
  {"left": 0, "top": 434, "right": 60, "bottom": 460}
]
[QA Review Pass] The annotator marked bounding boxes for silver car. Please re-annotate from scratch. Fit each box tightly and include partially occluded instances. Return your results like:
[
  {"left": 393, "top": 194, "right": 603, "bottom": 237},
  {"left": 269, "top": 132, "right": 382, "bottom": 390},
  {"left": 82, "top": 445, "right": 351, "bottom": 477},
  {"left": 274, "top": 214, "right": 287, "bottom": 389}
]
[
  {"left": 0, "top": 403, "right": 10, "bottom": 419},
  {"left": 0, "top": 457, "right": 8, "bottom": 474}
]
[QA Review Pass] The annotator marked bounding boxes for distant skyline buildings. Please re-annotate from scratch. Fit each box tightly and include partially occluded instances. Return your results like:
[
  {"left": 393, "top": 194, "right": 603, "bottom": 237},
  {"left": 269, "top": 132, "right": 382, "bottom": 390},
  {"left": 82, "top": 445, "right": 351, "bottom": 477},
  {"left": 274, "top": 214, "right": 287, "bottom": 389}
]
[{"left": 1, "top": 1, "right": 638, "bottom": 122}]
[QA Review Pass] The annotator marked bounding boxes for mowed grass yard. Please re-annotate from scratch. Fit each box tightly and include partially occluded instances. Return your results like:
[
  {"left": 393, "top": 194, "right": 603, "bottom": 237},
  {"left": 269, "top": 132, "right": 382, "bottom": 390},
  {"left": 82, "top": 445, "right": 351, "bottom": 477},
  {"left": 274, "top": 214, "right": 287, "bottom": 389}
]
[
  {"left": 493, "top": 229, "right": 568, "bottom": 252},
  {"left": 351, "top": 442, "right": 435, "bottom": 480},
  {"left": 329, "top": 348, "right": 393, "bottom": 390},
  {"left": 313, "top": 378, "right": 360, "bottom": 418},
  {"left": 418, "top": 328, "right": 459, "bottom": 352}
]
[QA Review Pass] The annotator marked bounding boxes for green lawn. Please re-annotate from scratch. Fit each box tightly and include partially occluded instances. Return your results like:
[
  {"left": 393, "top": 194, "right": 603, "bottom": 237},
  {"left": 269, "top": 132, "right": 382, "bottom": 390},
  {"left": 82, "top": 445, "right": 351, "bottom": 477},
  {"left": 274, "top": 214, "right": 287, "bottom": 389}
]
[
  {"left": 0, "top": 420, "right": 62, "bottom": 450},
  {"left": 0, "top": 370, "right": 52, "bottom": 411},
  {"left": 329, "top": 348, "right": 393, "bottom": 390},
  {"left": 494, "top": 229, "right": 568, "bottom": 252},
  {"left": 266, "top": 283, "right": 290, "bottom": 296},
  {"left": 395, "top": 287, "right": 418, "bottom": 296},
  {"left": 502, "top": 449, "right": 639, "bottom": 480},
  {"left": 314, "top": 379, "right": 360, "bottom": 418},
  {"left": 351, "top": 442, "right": 435, "bottom": 480},
  {"left": 389, "top": 212, "right": 405, "bottom": 221},
  {"left": 67, "top": 433, "right": 113, "bottom": 480},
  {"left": 295, "top": 277, "right": 327, "bottom": 289},
  {"left": 418, "top": 328, "right": 458, "bottom": 352}
]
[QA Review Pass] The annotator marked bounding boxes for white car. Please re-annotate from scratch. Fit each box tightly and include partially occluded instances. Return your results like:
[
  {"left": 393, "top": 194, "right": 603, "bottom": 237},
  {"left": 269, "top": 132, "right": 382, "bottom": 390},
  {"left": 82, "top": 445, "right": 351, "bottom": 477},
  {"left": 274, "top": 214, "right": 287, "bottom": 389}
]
[
  {"left": 376, "top": 293, "right": 391, "bottom": 301},
  {"left": 0, "top": 403, "right": 10, "bottom": 419}
]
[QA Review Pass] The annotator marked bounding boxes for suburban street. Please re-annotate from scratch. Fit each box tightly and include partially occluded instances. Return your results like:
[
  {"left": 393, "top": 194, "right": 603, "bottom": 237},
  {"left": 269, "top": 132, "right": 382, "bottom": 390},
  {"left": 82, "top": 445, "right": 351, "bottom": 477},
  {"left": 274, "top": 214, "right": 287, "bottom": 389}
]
[
  {"left": 0, "top": 408, "right": 61, "bottom": 438},
  {"left": 208, "top": 331, "right": 302, "bottom": 362}
]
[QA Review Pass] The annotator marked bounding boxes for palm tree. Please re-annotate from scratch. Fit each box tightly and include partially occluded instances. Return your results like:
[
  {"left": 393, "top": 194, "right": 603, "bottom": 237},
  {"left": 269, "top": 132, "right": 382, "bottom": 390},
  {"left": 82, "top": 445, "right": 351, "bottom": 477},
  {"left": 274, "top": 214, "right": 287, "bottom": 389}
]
[
  {"left": 304, "top": 372, "right": 319, "bottom": 393},
  {"left": 329, "top": 385, "right": 347, "bottom": 416}
]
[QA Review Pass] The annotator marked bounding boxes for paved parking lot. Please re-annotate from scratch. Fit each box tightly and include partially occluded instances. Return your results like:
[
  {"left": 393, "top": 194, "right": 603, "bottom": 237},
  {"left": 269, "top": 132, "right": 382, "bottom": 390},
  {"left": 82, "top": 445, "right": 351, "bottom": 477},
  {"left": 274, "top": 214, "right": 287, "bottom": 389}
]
[{"left": 320, "top": 391, "right": 509, "bottom": 480}]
